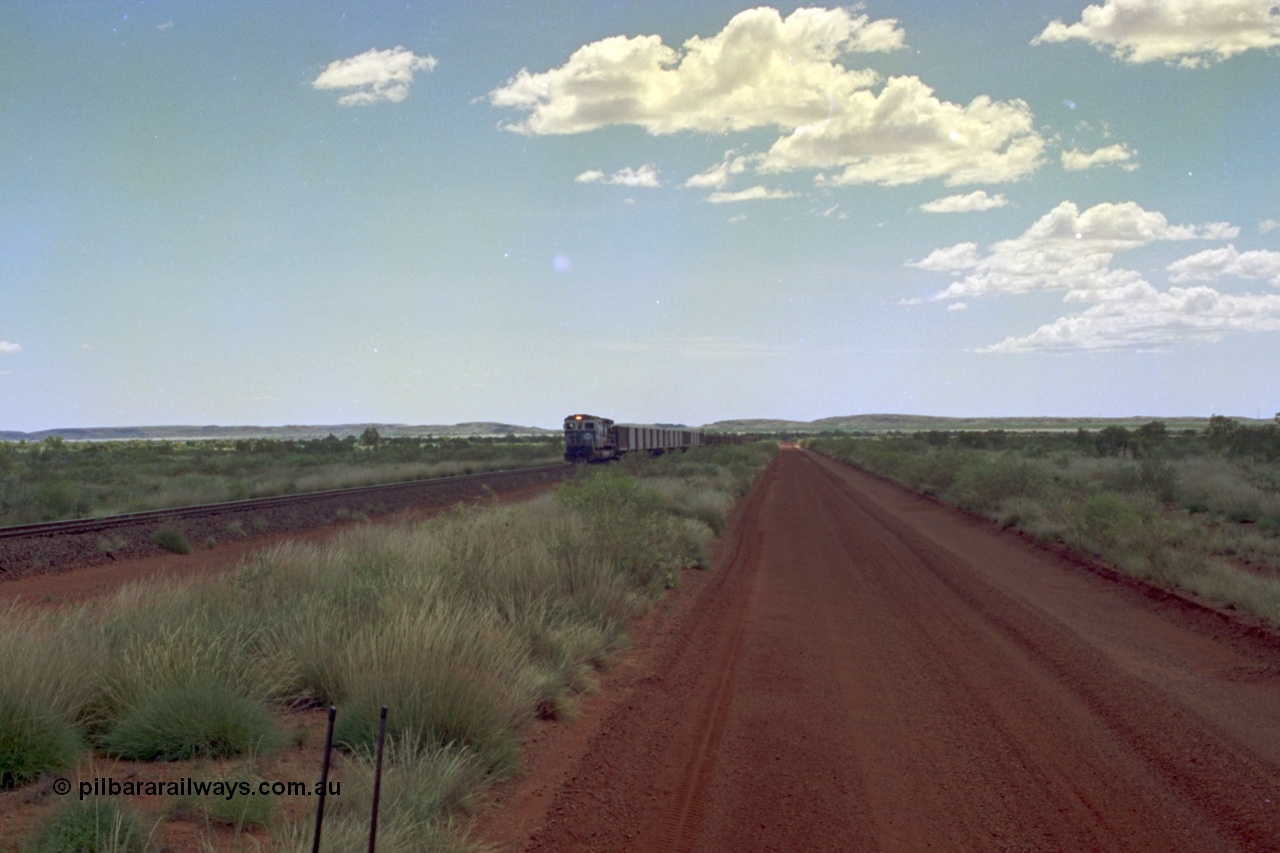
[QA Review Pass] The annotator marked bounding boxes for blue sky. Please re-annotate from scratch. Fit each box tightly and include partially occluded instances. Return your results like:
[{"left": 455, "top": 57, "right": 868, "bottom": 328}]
[{"left": 3, "top": 1, "right": 1279, "bottom": 431}]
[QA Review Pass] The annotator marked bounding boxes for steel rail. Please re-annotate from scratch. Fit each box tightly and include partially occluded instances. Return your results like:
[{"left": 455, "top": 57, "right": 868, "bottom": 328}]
[{"left": 0, "top": 463, "right": 571, "bottom": 540}]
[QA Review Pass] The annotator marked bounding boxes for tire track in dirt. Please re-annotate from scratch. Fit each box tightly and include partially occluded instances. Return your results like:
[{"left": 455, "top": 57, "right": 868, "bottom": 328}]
[
  {"left": 646, "top": 447, "right": 794, "bottom": 850},
  {"left": 488, "top": 446, "right": 1280, "bottom": 852},
  {"left": 649, "top": 505, "right": 759, "bottom": 852}
]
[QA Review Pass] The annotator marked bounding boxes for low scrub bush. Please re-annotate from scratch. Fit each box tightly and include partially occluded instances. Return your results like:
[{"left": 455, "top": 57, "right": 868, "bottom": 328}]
[
  {"left": 150, "top": 528, "right": 191, "bottom": 555},
  {"left": 912, "top": 447, "right": 979, "bottom": 494},
  {"left": 1175, "top": 458, "right": 1280, "bottom": 523},
  {"left": 33, "top": 481, "right": 88, "bottom": 520},
  {"left": 1101, "top": 459, "right": 1180, "bottom": 502},
  {"left": 950, "top": 456, "right": 1043, "bottom": 513},
  {"left": 1070, "top": 493, "right": 1143, "bottom": 556},
  {"left": 1182, "top": 558, "right": 1280, "bottom": 619}
]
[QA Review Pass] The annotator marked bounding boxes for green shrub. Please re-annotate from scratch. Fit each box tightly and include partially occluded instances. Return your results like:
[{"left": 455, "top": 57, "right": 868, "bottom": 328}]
[
  {"left": 1174, "top": 458, "right": 1280, "bottom": 524},
  {"left": 100, "top": 683, "right": 281, "bottom": 761},
  {"left": 948, "top": 456, "right": 1042, "bottom": 513},
  {"left": 0, "top": 694, "right": 82, "bottom": 789},
  {"left": 1071, "top": 492, "right": 1142, "bottom": 553},
  {"left": 34, "top": 482, "right": 86, "bottom": 520},
  {"left": 913, "top": 448, "right": 977, "bottom": 494},
  {"left": 22, "top": 798, "right": 153, "bottom": 853},
  {"left": 1102, "top": 459, "right": 1179, "bottom": 502},
  {"left": 150, "top": 528, "right": 191, "bottom": 555}
]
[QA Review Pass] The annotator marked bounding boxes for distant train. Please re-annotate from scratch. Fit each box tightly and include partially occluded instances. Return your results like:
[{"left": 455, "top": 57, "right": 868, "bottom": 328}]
[{"left": 563, "top": 414, "right": 702, "bottom": 463}]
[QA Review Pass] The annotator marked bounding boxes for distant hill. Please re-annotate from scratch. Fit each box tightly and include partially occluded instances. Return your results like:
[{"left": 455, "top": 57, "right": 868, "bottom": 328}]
[
  {"left": 7, "top": 413, "right": 1273, "bottom": 443},
  {"left": 0, "top": 422, "right": 557, "bottom": 442},
  {"left": 700, "top": 414, "right": 1270, "bottom": 434}
]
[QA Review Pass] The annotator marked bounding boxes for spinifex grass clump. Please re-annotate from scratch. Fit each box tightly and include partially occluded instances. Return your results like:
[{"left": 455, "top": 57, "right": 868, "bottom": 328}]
[
  {"left": 95, "top": 581, "right": 286, "bottom": 761},
  {"left": 0, "top": 604, "right": 101, "bottom": 788},
  {"left": 329, "top": 599, "right": 538, "bottom": 774},
  {"left": 272, "top": 740, "right": 488, "bottom": 853},
  {"left": 23, "top": 797, "right": 154, "bottom": 853},
  {"left": 557, "top": 469, "right": 710, "bottom": 592},
  {"left": 100, "top": 682, "right": 282, "bottom": 761},
  {"left": 0, "top": 695, "right": 82, "bottom": 789}
]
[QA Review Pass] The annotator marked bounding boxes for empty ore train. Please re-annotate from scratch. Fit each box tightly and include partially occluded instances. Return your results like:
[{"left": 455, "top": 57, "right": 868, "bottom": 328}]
[{"left": 563, "top": 413, "right": 702, "bottom": 463}]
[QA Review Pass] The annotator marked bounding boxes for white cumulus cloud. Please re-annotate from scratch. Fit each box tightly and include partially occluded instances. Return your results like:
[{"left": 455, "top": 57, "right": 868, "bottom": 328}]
[
  {"left": 490, "top": 6, "right": 903, "bottom": 135},
  {"left": 490, "top": 6, "right": 1044, "bottom": 188},
  {"left": 910, "top": 200, "right": 1238, "bottom": 301},
  {"left": 1061, "top": 143, "right": 1137, "bottom": 171},
  {"left": 1167, "top": 245, "right": 1280, "bottom": 286},
  {"left": 759, "top": 76, "right": 1045, "bottom": 186},
  {"left": 1260, "top": 219, "right": 1280, "bottom": 233},
  {"left": 706, "top": 186, "right": 797, "bottom": 204},
  {"left": 1033, "top": 0, "right": 1280, "bottom": 67},
  {"left": 575, "top": 164, "right": 661, "bottom": 188},
  {"left": 920, "top": 190, "right": 1008, "bottom": 213},
  {"left": 0, "top": 341, "right": 21, "bottom": 355},
  {"left": 907, "top": 199, "right": 1280, "bottom": 352},
  {"left": 978, "top": 282, "right": 1280, "bottom": 352},
  {"left": 313, "top": 47, "right": 437, "bottom": 105}
]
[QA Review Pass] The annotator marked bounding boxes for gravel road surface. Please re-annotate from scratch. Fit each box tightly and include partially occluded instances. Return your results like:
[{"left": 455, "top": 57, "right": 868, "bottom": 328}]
[{"left": 487, "top": 446, "right": 1280, "bottom": 852}]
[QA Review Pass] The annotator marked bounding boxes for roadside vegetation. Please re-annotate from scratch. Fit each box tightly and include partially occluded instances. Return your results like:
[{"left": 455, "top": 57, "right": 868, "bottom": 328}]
[
  {"left": 0, "top": 442, "right": 775, "bottom": 851},
  {"left": 808, "top": 416, "right": 1280, "bottom": 624},
  {"left": 0, "top": 432, "right": 563, "bottom": 526}
]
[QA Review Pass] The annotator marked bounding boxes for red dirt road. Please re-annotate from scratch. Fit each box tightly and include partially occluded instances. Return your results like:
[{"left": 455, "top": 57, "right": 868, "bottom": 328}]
[{"left": 487, "top": 446, "right": 1280, "bottom": 852}]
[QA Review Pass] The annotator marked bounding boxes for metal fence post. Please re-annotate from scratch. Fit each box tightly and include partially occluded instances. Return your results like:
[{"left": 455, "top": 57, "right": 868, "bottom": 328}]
[
  {"left": 312, "top": 706, "right": 337, "bottom": 853},
  {"left": 368, "top": 706, "right": 388, "bottom": 853}
]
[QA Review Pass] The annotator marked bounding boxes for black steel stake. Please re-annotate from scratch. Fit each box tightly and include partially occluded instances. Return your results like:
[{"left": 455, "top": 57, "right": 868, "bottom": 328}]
[
  {"left": 312, "top": 705, "right": 337, "bottom": 853},
  {"left": 368, "top": 706, "right": 388, "bottom": 853}
]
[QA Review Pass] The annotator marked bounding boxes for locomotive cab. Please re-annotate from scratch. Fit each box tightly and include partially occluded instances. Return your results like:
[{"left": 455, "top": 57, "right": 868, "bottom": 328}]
[{"left": 563, "top": 414, "right": 616, "bottom": 463}]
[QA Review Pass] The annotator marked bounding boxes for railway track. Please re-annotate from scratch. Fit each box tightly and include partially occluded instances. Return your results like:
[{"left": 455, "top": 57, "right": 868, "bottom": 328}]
[
  {"left": 0, "top": 463, "right": 572, "bottom": 578},
  {"left": 0, "top": 463, "right": 570, "bottom": 540}
]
